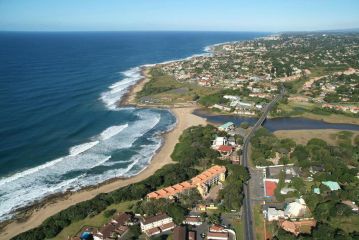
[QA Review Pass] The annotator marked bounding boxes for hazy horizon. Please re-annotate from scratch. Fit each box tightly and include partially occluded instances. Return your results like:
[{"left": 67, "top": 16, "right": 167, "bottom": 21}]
[{"left": 1, "top": 0, "right": 359, "bottom": 32}]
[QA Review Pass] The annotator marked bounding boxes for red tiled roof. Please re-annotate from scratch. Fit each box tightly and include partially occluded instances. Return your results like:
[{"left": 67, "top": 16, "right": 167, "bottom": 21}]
[
  {"left": 160, "top": 222, "right": 176, "bottom": 231},
  {"left": 188, "top": 231, "right": 196, "bottom": 240},
  {"left": 145, "top": 227, "right": 161, "bottom": 236},
  {"left": 265, "top": 180, "right": 278, "bottom": 197},
  {"left": 217, "top": 145, "right": 232, "bottom": 152},
  {"left": 173, "top": 226, "right": 186, "bottom": 240},
  {"left": 209, "top": 224, "right": 225, "bottom": 232},
  {"left": 207, "top": 231, "right": 229, "bottom": 239},
  {"left": 147, "top": 165, "right": 226, "bottom": 199},
  {"left": 185, "top": 216, "right": 202, "bottom": 223}
]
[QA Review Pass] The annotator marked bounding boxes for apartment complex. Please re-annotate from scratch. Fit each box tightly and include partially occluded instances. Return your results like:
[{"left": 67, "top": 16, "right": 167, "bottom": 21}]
[{"left": 147, "top": 165, "right": 226, "bottom": 199}]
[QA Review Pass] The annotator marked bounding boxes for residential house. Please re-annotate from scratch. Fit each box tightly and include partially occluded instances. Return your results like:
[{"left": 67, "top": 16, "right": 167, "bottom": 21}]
[
  {"left": 217, "top": 145, "right": 233, "bottom": 157},
  {"left": 93, "top": 212, "right": 132, "bottom": 240},
  {"left": 279, "top": 219, "right": 317, "bottom": 236},
  {"left": 212, "top": 137, "right": 228, "bottom": 149},
  {"left": 140, "top": 213, "right": 175, "bottom": 237},
  {"left": 183, "top": 216, "right": 202, "bottom": 226}
]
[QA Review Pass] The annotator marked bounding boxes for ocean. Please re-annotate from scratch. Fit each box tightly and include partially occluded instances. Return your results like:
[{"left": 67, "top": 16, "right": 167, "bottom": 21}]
[{"left": 0, "top": 31, "right": 266, "bottom": 221}]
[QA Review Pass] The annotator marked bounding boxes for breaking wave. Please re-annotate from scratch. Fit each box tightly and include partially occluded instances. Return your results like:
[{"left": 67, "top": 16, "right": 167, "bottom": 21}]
[
  {"left": 100, "top": 124, "right": 128, "bottom": 140},
  {"left": 0, "top": 109, "right": 165, "bottom": 221},
  {"left": 100, "top": 67, "right": 142, "bottom": 110},
  {"left": 69, "top": 141, "right": 99, "bottom": 156}
]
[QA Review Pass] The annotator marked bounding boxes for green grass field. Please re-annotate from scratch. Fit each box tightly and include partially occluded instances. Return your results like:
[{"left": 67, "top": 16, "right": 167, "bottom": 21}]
[
  {"left": 136, "top": 67, "right": 216, "bottom": 105},
  {"left": 51, "top": 200, "right": 136, "bottom": 240},
  {"left": 253, "top": 204, "right": 265, "bottom": 240},
  {"left": 232, "top": 219, "right": 245, "bottom": 240}
]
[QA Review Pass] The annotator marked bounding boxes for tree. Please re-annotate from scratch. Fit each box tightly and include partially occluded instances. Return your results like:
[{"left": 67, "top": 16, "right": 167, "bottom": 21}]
[
  {"left": 208, "top": 213, "right": 222, "bottom": 225},
  {"left": 240, "top": 122, "right": 250, "bottom": 129},
  {"left": 179, "top": 189, "right": 202, "bottom": 208},
  {"left": 166, "top": 204, "right": 187, "bottom": 225}
]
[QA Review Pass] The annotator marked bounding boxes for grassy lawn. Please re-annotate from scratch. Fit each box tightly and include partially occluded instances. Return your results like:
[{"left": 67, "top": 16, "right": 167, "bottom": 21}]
[
  {"left": 275, "top": 100, "right": 359, "bottom": 125},
  {"left": 232, "top": 219, "right": 245, "bottom": 240},
  {"left": 51, "top": 200, "right": 136, "bottom": 240},
  {"left": 253, "top": 204, "right": 265, "bottom": 240},
  {"left": 274, "top": 129, "right": 359, "bottom": 146},
  {"left": 137, "top": 67, "right": 216, "bottom": 105},
  {"left": 329, "top": 215, "right": 359, "bottom": 234}
]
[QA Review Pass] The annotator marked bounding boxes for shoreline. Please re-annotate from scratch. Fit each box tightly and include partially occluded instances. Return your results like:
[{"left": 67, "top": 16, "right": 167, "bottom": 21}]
[
  {"left": 0, "top": 39, "right": 223, "bottom": 239},
  {"left": 0, "top": 107, "right": 206, "bottom": 239},
  {"left": 0, "top": 73, "right": 207, "bottom": 239}
]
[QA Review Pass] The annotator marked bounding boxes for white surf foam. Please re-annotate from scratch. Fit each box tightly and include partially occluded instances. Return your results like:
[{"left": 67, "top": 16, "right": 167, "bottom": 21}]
[
  {"left": 69, "top": 141, "right": 99, "bottom": 156},
  {"left": 0, "top": 109, "right": 163, "bottom": 221},
  {"left": 100, "top": 124, "right": 128, "bottom": 140},
  {"left": 0, "top": 157, "right": 64, "bottom": 187},
  {"left": 100, "top": 67, "right": 142, "bottom": 110}
]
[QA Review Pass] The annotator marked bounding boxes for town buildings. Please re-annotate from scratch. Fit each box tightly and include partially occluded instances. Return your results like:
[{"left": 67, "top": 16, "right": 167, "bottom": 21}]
[{"left": 146, "top": 165, "right": 226, "bottom": 199}]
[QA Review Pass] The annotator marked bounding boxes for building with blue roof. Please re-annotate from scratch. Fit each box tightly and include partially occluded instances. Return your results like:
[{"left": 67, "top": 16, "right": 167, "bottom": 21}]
[
  {"left": 322, "top": 181, "right": 341, "bottom": 191},
  {"left": 218, "top": 122, "right": 234, "bottom": 132}
]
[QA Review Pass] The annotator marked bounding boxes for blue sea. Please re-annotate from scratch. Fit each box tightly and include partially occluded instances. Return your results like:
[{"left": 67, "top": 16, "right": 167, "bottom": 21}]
[{"left": 0, "top": 31, "right": 266, "bottom": 221}]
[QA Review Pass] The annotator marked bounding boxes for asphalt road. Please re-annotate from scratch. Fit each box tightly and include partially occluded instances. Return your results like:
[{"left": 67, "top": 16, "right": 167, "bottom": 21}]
[{"left": 241, "top": 87, "right": 284, "bottom": 240}]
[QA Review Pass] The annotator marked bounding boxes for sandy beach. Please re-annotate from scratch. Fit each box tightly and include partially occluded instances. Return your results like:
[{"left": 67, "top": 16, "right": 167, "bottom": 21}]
[{"left": 0, "top": 69, "right": 207, "bottom": 239}]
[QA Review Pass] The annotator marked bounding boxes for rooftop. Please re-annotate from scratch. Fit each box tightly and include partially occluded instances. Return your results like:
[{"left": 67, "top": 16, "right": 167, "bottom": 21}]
[
  {"left": 218, "top": 122, "right": 234, "bottom": 129},
  {"left": 265, "top": 180, "right": 278, "bottom": 197},
  {"left": 141, "top": 213, "right": 171, "bottom": 225},
  {"left": 322, "top": 181, "right": 341, "bottom": 191},
  {"left": 147, "top": 165, "right": 226, "bottom": 199}
]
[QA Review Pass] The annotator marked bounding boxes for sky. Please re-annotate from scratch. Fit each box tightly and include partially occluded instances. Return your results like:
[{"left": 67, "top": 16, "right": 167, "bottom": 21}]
[{"left": 0, "top": 0, "right": 359, "bottom": 32}]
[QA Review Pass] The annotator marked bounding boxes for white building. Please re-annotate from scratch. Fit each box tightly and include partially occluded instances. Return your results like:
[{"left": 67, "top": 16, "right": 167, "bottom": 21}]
[
  {"left": 284, "top": 198, "right": 308, "bottom": 218},
  {"left": 223, "top": 95, "right": 240, "bottom": 101},
  {"left": 212, "top": 137, "right": 228, "bottom": 148},
  {"left": 183, "top": 216, "right": 202, "bottom": 226},
  {"left": 140, "top": 213, "right": 175, "bottom": 236},
  {"left": 266, "top": 208, "right": 285, "bottom": 221}
]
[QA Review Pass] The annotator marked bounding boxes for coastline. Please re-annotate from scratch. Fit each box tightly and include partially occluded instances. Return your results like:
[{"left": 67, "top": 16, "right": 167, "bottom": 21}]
[{"left": 0, "top": 69, "right": 207, "bottom": 239}]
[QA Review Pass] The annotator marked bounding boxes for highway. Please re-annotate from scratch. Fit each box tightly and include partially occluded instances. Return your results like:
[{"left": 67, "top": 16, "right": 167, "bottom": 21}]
[{"left": 241, "top": 87, "right": 284, "bottom": 240}]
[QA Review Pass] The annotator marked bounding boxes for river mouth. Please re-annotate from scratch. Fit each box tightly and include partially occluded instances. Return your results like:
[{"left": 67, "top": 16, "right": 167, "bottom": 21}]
[{"left": 193, "top": 109, "right": 359, "bottom": 132}]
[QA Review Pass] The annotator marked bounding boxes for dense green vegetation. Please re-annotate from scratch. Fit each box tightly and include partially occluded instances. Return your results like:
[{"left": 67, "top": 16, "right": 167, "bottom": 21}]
[
  {"left": 171, "top": 125, "right": 220, "bottom": 167},
  {"left": 172, "top": 125, "right": 249, "bottom": 212},
  {"left": 271, "top": 131, "right": 359, "bottom": 239},
  {"left": 219, "top": 165, "right": 249, "bottom": 211},
  {"left": 250, "top": 128, "right": 296, "bottom": 166},
  {"left": 311, "top": 74, "right": 359, "bottom": 103},
  {"left": 11, "top": 163, "right": 199, "bottom": 240},
  {"left": 137, "top": 68, "right": 180, "bottom": 98},
  {"left": 13, "top": 125, "right": 249, "bottom": 240}
]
